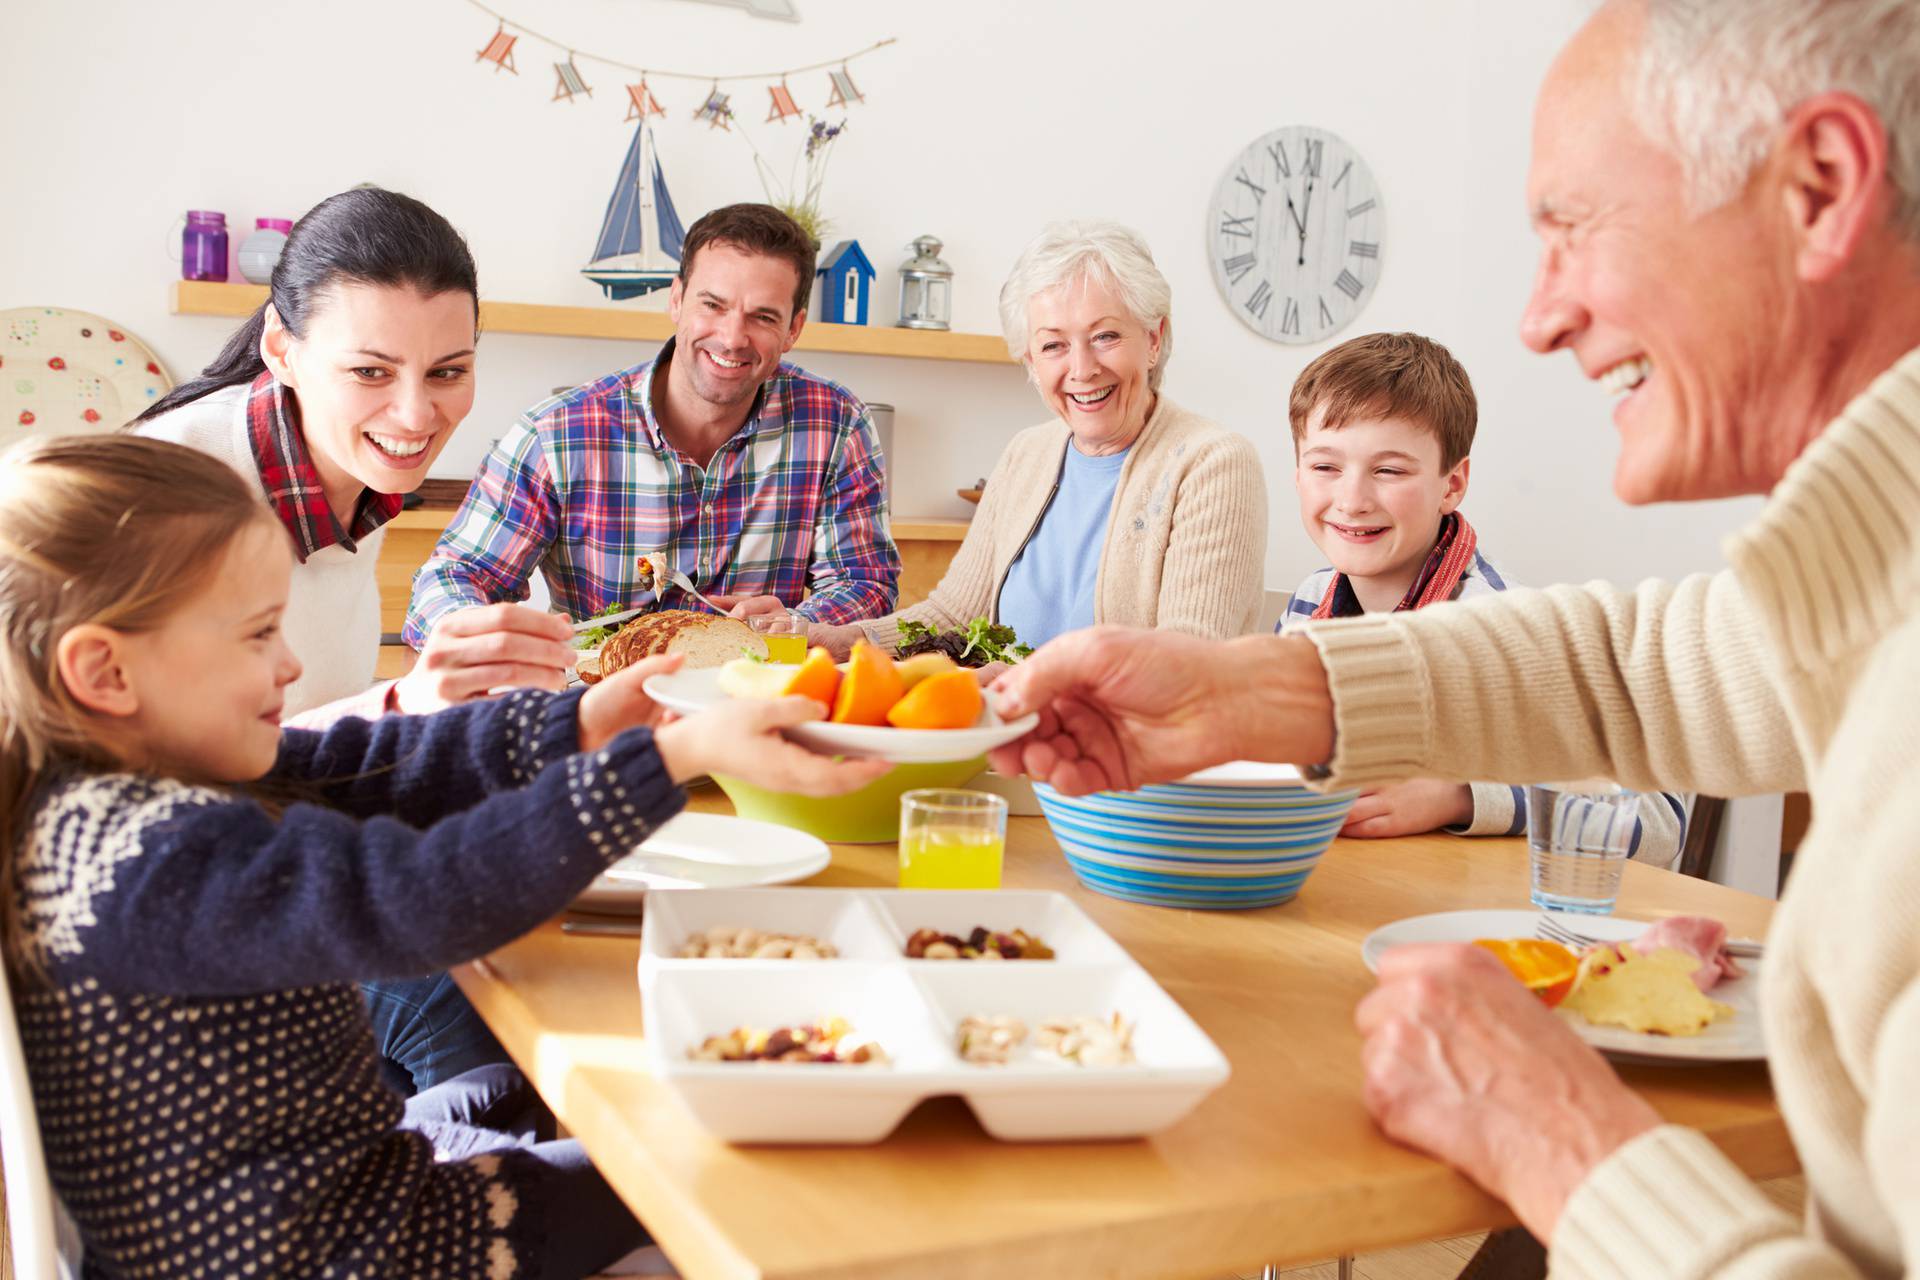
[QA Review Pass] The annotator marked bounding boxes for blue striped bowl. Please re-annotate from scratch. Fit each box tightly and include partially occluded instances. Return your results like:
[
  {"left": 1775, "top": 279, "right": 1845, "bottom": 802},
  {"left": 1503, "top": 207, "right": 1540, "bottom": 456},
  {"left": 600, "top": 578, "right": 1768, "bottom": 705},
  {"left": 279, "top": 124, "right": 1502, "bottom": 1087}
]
[{"left": 1035, "top": 763, "right": 1358, "bottom": 910}]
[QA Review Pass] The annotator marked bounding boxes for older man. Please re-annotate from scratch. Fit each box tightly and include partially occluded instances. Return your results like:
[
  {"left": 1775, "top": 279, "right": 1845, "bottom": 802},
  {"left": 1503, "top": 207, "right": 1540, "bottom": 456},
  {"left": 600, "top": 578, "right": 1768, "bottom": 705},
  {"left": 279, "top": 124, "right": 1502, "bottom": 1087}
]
[
  {"left": 403, "top": 203, "right": 899, "bottom": 685},
  {"left": 991, "top": 1, "right": 1920, "bottom": 1276}
]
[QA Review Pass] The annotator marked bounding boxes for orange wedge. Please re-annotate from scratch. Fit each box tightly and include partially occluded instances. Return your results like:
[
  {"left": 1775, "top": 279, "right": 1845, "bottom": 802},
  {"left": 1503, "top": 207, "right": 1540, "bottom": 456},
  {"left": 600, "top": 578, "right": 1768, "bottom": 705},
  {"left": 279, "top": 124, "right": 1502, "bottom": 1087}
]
[
  {"left": 885, "top": 668, "right": 983, "bottom": 730},
  {"left": 1472, "top": 938, "right": 1579, "bottom": 1007},
  {"left": 830, "top": 640, "right": 907, "bottom": 726},
  {"left": 780, "top": 647, "right": 841, "bottom": 707}
]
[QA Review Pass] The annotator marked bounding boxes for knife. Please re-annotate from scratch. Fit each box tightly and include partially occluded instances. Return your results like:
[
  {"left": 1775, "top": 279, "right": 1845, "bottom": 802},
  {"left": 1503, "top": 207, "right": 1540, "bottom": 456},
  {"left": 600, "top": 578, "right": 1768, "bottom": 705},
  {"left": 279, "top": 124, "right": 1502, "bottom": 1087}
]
[{"left": 571, "top": 606, "right": 648, "bottom": 635}]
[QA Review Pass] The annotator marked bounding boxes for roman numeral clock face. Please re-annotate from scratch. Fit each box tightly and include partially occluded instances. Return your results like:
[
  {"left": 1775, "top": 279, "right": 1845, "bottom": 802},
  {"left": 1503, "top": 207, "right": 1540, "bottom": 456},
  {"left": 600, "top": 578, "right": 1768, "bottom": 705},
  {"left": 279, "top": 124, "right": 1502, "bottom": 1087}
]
[{"left": 1207, "top": 126, "right": 1382, "bottom": 344}]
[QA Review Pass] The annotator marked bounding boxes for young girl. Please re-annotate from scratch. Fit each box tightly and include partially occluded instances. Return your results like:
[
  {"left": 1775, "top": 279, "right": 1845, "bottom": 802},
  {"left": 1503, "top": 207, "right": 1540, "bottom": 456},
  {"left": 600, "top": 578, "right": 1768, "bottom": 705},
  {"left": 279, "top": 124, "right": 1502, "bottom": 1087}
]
[{"left": 0, "top": 435, "right": 888, "bottom": 1278}]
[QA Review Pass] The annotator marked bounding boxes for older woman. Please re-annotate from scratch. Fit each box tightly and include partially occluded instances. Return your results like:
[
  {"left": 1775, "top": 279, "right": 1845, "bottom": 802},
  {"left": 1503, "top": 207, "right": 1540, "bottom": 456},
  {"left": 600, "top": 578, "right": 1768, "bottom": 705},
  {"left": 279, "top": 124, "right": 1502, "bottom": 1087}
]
[
  {"left": 992, "top": 1, "right": 1920, "bottom": 1277},
  {"left": 799, "top": 220, "right": 1266, "bottom": 657}
]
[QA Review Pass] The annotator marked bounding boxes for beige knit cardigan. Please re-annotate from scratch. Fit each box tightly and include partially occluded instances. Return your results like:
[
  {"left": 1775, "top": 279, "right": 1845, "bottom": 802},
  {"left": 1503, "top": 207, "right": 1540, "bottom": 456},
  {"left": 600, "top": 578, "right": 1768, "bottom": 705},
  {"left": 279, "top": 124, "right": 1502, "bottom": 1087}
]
[
  {"left": 860, "top": 396, "right": 1267, "bottom": 651},
  {"left": 1301, "top": 345, "right": 1920, "bottom": 1279}
]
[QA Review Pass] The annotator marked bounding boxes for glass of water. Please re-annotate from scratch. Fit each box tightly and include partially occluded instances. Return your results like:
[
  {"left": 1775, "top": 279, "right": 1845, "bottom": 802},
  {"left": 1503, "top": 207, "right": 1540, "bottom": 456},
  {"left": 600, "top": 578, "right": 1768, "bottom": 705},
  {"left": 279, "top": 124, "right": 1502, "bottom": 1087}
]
[{"left": 1527, "top": 781, "right": 1640, "bottom": 915}]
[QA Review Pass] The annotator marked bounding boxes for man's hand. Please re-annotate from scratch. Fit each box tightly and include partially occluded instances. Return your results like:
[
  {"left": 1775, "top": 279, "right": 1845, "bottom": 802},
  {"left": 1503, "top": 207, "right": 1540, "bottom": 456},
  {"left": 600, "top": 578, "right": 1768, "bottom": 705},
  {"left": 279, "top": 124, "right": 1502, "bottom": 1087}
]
[
  {"left": 395, "top": 604, "right": 576, "bottom": 713},
  {"left": 654, "top": 697, "right": 895, "bottom": 791},
  {"left": 577, "top": 654, "right": 683, "bottom": 754},
  {"left": 1342, "top": 779, "right": 1475, "bottom": 838},
  {"left": 712, "top": 593, "right": 790, "bottom": 620},
  {"left": 1355, "top": 943, "right": 1660, "bottom": 1240},
  {"left": 985, "top": 628, "right": 1335, "bottom": 795}
]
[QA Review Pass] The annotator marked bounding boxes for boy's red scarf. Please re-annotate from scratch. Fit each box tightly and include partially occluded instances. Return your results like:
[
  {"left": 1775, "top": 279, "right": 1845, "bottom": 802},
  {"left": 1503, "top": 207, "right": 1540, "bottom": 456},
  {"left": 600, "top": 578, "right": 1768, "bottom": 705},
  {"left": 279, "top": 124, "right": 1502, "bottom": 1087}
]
[
  {"left": 246, "top": 370, "right": 402, "bottom": 563},
  {"left": 1311, "top": 512, "right": 1478, "bottom": 620}
]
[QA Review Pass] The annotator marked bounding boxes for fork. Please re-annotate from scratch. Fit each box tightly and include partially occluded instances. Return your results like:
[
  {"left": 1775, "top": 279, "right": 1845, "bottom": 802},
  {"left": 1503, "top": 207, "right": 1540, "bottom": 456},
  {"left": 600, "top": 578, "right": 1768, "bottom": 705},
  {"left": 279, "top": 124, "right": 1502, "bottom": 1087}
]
[
  {"left": 663, "top": 567, "right": 731, "bottom": 616},
  {"left": 1536, "top": 912, "right": 1765, "bottom": 958}
]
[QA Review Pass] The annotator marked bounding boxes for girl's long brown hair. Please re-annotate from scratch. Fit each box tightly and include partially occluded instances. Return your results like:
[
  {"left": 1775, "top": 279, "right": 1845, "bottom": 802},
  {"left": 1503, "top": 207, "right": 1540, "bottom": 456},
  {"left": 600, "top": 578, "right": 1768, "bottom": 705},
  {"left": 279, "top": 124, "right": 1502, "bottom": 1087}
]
[{"left": 0, "top": 435, "right": 276, "bottom": 976}]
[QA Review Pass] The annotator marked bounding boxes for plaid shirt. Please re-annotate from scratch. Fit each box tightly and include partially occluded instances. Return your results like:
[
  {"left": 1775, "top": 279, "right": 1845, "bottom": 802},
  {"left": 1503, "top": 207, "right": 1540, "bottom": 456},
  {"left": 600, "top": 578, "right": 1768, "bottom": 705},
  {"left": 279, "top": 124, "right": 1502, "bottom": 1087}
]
[
  {"left": 247, "top": 371, "right": 401, "bottom": 562},
  {"left": 404, "top": 339, "right": 898, "bottom": 645}
]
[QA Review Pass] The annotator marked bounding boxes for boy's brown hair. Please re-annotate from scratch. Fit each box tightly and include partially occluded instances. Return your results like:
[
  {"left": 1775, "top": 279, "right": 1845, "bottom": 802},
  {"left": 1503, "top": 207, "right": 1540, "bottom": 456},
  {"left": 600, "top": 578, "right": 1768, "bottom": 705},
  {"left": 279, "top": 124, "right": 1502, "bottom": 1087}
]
[
  {"left": 1288, "top": 332, "right": 1478, "bottom": 470},
  {"left": 677, "top": 202, "right": 816, "bottom": 321}
]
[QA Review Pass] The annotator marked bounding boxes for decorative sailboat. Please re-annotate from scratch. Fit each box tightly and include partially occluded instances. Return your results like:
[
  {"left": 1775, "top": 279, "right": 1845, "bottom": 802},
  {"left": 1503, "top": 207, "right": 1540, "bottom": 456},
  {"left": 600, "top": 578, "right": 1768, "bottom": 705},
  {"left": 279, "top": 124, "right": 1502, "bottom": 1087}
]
[{"left": 581, "top": 119, "right": 687, "bottom": 300}]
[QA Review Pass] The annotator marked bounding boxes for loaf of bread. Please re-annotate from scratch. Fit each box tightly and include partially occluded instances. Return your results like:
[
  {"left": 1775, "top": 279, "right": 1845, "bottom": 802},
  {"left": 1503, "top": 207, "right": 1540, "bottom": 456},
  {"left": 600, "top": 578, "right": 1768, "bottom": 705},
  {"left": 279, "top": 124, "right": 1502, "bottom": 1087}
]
[{"left": 579, "top": 609, "right": 767, "bottom": 684}]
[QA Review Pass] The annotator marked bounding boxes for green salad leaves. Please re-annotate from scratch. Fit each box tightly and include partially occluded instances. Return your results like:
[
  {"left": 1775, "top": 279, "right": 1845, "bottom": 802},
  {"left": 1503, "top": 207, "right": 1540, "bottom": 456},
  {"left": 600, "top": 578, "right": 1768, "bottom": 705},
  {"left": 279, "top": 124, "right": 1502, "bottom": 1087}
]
[{"left": 895, "top": 617, "right": 1034, "bottom": 667}]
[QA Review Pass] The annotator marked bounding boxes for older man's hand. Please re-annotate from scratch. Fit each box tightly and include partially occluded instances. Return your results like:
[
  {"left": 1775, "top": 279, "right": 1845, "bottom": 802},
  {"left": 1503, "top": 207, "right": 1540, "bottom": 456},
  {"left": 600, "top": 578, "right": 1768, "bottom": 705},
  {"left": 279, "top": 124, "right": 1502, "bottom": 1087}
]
[
  {"left": 1355, "top": 943, "right": 1661, "bottom": 1241},
  {"left": 986, "top": 627, "right": 1333, "bottom": 793}
]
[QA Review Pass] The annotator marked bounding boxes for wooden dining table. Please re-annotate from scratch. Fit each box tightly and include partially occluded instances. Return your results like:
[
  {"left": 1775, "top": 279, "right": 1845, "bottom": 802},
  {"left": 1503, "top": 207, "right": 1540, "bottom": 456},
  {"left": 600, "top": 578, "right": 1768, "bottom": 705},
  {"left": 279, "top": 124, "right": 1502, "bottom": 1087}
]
[{"left": 453, "top": 789, "right": 1794, "bottom": 1280}]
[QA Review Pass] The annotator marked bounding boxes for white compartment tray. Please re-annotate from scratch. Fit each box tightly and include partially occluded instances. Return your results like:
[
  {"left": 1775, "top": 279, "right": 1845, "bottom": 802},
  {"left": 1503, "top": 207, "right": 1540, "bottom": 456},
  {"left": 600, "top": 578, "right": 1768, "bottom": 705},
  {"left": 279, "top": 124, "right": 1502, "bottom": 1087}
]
[{"left": 640, "top": 887, "right": 1230, "bottom": 1144}]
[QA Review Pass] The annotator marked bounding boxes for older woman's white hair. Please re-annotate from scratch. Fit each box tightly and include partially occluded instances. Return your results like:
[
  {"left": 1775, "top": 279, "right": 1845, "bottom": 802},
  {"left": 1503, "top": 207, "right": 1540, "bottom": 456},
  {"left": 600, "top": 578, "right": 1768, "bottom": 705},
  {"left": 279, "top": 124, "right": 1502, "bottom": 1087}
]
[
  {"left": 1631, "top": 0, "right": 1920, "bottom": 242},
  {"left": 998, "top": 220, "right": 1174, "bottom": 392}
]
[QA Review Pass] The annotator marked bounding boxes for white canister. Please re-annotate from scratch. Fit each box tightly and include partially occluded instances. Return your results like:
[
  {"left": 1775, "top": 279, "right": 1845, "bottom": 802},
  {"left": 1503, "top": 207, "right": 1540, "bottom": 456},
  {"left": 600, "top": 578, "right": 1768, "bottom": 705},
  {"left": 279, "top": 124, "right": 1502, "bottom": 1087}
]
[{"left": 237, "top": 218, "right": 292, "bottom": 285}]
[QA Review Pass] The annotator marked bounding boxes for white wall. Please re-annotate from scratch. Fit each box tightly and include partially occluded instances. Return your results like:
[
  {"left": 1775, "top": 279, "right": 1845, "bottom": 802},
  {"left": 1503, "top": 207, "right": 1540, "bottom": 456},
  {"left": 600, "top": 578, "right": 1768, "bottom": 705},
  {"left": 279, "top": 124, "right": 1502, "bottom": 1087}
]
[{"left": 0, "top": 0, "right": 1762, "bottom": 593}]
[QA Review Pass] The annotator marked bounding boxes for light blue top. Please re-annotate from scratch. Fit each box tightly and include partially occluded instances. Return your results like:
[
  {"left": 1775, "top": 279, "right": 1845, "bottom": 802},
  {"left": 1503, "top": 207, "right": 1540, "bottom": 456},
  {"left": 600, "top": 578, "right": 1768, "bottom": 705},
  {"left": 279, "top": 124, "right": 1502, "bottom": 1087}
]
[{"left": 995, "top": 438, "right": 1130, "bottom": 647}]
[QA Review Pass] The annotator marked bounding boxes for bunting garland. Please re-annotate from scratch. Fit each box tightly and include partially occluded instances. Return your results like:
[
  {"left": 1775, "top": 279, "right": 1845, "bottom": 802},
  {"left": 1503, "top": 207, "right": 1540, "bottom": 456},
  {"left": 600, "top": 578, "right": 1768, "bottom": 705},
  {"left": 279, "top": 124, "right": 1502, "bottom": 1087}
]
[{"left": 458, "top": 0, "right": 893, "bottom": 120}]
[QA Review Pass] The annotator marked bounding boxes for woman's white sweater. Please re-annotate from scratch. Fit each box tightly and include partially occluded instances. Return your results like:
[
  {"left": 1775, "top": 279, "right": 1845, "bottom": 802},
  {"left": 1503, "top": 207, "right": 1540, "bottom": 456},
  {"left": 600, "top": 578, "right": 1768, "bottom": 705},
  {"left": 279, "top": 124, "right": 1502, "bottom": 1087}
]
[{"left": 136, "top": 383, "right": 385, "bottom": 720}]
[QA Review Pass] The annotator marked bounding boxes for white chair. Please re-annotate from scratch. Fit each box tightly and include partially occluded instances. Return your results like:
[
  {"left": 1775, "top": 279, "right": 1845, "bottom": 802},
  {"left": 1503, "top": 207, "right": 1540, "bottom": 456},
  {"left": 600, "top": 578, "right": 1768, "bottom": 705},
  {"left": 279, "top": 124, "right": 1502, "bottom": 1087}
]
[{"left": 0, "top": 969, "right": 81, "bottom": 1279}]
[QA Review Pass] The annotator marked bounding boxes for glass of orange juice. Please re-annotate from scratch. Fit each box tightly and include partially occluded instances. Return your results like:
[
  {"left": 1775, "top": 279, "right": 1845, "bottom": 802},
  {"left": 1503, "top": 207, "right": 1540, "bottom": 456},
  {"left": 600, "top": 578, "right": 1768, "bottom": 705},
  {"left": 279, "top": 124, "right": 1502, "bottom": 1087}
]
[
  {"left": 899, "top": 790, "right": 1007, "bottom": 889},
  {"left": 748, "top": 610, "right": 809, "bottom": 664}
]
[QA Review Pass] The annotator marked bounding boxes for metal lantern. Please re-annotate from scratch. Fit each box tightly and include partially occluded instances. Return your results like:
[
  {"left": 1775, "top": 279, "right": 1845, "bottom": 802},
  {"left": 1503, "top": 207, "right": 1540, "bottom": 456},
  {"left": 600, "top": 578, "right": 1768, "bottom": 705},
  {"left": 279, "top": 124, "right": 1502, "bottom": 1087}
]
[{"left": 896, "top": 235, "right": 953, "bottom": 331}]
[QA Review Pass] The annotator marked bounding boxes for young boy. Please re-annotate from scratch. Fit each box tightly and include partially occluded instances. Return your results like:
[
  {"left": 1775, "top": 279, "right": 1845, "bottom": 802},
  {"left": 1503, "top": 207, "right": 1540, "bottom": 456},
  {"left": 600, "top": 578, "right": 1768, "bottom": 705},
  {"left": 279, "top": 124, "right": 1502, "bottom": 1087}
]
[{"left": 1280, "top": 332, "right": 1685, "bottom": 864}]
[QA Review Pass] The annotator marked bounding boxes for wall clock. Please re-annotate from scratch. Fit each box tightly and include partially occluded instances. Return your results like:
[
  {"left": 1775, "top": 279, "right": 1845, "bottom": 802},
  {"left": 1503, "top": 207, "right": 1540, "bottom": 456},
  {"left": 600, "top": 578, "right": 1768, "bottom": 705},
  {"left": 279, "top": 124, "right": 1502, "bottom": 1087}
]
[{"left": 1205, "top": 125, "right": 1383, "bottom": 344}]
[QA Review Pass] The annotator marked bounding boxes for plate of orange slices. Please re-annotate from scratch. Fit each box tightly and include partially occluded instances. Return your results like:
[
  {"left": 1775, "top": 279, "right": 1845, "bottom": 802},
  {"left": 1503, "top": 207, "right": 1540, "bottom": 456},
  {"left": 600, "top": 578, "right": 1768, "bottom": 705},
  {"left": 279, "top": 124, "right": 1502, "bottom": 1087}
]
[{"left": 644, "top": 642, "right": 1038, "bottom": 765}]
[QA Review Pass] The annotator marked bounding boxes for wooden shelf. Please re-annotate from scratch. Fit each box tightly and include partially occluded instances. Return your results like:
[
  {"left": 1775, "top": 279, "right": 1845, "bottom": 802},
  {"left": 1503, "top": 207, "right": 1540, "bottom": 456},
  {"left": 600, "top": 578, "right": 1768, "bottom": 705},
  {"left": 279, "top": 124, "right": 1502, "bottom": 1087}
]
[
  {"left": 893, "top": 518, "right": 970, "bottom": 541},
  {"left": 171, "top": 280, "right": 1015, "bottom": 366}
]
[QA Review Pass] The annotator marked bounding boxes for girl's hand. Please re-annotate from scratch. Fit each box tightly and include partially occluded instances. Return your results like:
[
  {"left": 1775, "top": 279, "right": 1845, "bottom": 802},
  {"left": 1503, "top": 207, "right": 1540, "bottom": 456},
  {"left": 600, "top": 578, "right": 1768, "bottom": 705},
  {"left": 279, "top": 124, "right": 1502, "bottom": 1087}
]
[
  {"left": 396, "top": 604, "right": 575, "bottom": 713},
  {"left": 577, "top": 654, "right": 683, "bottom": 753},
  {"left": 654, "top": 697, "right": 894, "bottom": 792}
]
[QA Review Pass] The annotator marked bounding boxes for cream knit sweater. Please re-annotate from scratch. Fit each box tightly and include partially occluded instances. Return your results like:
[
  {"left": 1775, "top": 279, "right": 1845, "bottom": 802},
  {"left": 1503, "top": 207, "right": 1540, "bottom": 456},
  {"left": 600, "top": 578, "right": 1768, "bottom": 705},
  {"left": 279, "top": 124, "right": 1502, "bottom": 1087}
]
[
  {"left": 860, "top": 396, "right": 1267, "bottom": 651},
  {"left": 1302, "top": 346, "right": 1920, "bottom": 1279}
]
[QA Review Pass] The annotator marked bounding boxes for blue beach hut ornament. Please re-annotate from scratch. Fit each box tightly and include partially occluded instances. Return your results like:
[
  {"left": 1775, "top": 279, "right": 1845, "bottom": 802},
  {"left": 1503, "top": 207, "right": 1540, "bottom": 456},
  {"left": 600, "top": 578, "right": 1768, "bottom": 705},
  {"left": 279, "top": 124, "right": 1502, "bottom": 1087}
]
[
  {"left": 581, "top": 118, "right": 687, "bottom": 300},
  {"left": 816, "top": 240, "right": 876, "bottom": 325}
]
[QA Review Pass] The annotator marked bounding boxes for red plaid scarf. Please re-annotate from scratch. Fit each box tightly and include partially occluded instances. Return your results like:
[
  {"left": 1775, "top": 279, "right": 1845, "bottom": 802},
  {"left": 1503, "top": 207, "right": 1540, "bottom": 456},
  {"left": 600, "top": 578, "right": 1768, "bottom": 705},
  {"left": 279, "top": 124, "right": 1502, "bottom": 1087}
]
[
  {"left": 1311, "top": 511, "right": 1479, "bottom": 619},
  {"left": 245, "top": 371, "right": 402, "bottom": 563}
]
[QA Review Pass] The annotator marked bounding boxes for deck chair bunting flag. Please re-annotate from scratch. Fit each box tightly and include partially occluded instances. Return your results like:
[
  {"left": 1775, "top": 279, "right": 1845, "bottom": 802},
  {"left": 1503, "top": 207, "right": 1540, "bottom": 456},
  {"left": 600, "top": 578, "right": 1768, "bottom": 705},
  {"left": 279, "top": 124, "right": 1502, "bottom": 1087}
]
[
  {"left": 695, "top": 89, "right": 733, "bottom": 130},
  {"left": 825, "top": 67, "right": 863, "bottom": 107},
  {"left": 553, "top": 58, "right": 592, "bottom": 102},
  {"left": 767, "top": 82, "right": 801, "bottom": 122},
  {"left": 476, "top": 25, "right": 517, "bottom": 74},
  {"left": 626, "top": 79, "right": 665, "bottom": 121}
]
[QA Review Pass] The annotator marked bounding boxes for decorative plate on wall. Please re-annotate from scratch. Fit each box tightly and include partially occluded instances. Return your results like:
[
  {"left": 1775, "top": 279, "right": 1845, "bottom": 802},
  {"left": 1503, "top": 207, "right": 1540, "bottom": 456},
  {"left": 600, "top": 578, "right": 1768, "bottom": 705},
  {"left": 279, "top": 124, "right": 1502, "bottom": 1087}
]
[
  {"left": 1205, "top": 125, "right": 1384, "bottom": 345},
  {"left": 0, "top": 307, "right": 172, "bottom": 452}
]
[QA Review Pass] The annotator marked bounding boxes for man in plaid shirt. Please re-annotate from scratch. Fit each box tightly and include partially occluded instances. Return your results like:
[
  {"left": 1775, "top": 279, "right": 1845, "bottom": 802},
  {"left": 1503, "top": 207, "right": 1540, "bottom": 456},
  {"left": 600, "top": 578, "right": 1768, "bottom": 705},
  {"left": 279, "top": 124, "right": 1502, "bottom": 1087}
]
[{"left": 404, "top": 204, "right": 899, "bottom": 667}]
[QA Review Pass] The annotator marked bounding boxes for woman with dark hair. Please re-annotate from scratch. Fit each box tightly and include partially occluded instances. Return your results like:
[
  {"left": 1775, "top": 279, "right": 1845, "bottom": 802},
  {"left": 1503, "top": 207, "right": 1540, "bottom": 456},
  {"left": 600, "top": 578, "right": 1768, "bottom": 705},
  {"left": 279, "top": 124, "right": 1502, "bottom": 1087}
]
[
  {"left": 135, "top": 187, "right": 567, "bottom": 1100},
  {"left": 136, "top": 186, "right": 577, "bottom": 723}
]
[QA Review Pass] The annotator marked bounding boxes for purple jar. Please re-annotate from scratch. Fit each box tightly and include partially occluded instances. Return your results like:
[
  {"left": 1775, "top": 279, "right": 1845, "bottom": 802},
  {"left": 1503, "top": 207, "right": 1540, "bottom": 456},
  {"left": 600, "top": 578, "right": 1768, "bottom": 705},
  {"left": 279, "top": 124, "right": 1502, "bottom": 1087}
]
[{"left": 182, "top": 210, "right": 229, "bottom": 282}]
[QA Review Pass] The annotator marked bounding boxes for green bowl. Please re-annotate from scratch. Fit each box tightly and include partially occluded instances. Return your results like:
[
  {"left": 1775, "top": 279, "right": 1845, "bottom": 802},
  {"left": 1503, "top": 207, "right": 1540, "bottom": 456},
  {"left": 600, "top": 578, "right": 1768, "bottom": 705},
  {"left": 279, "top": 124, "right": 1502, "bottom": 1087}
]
[{"left": 712, "top": 757, "right": 988, "bottom": 843}]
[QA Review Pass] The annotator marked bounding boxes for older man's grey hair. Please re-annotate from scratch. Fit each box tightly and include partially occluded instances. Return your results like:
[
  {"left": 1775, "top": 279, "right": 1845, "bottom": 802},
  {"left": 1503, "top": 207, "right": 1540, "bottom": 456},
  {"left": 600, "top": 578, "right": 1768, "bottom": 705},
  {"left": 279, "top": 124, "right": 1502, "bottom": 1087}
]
[
  {"left": 998, "top": 220, "right": 1173, "bottom": 391},
  {"left": 1630, "top": 0, "right": 1920, "bottom": 243}
]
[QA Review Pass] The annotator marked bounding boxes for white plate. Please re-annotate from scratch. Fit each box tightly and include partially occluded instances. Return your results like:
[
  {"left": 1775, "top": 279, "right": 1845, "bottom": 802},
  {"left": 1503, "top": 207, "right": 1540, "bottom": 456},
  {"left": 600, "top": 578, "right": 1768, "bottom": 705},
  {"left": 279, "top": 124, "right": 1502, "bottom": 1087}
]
[
  {"left": 1174, "top": 760, "right": 1308, "bottom": 787},
  {"left": 643, "top": 666, "right": 1039, "bottom": 764},
  {"left": 1361, "top": 910, "right": 1766, "bottom": 1065},
  {"left": 575, "top": 813, "right": 831, "bottom": 913}
]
